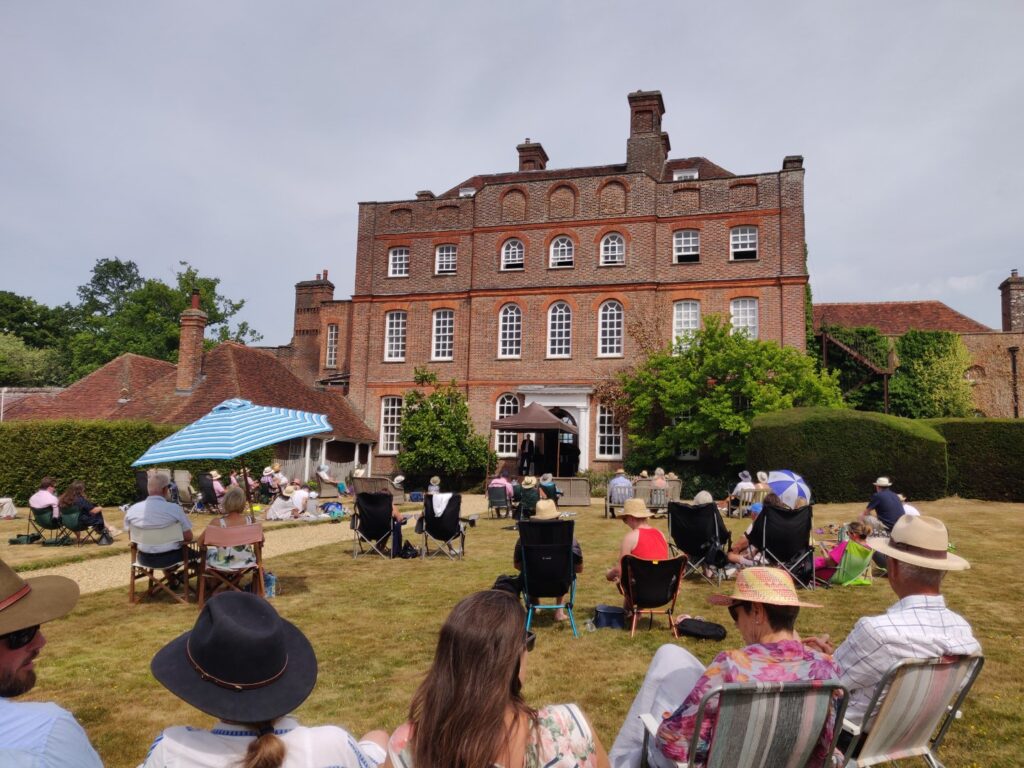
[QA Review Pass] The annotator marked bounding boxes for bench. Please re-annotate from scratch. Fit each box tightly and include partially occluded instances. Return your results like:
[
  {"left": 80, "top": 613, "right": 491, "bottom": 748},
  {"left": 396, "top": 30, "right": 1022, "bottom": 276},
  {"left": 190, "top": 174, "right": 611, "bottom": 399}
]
[
  {"left": 350, "top": 477, "right": 392, "bottom": 496},
  {"left": 552, "top": 477, "right": 591, "bottom": 508}
]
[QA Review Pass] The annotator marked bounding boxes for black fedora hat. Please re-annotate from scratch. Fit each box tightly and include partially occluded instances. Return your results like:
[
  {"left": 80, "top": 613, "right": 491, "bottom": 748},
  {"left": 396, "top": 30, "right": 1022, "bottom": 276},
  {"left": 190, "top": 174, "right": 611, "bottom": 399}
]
[{"left": 151, "top": 592, "right": 317, "bottom": 723}]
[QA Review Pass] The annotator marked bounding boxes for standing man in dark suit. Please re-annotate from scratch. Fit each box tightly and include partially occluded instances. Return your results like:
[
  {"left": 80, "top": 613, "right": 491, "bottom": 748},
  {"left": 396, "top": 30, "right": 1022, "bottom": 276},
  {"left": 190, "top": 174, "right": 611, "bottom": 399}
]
[{"left": 519, "top": 434, "right": 535, "bottom": 476}]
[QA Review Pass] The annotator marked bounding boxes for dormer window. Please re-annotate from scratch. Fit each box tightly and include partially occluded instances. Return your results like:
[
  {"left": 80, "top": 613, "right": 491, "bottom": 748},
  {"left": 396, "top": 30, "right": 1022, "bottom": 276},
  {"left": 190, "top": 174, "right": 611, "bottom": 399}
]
[
  {"left": 458, "top": 187, "right": 476, "bottom": 198},
  {"left": 673, "top": 169, "right": 698, "bottom": 181}
]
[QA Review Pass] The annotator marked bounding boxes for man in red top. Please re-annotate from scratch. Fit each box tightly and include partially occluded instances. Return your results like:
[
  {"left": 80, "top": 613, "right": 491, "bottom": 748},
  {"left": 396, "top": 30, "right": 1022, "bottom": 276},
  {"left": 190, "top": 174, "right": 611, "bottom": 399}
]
[{"left": 605, "top": 498, "right": 669, "bottom": 582}]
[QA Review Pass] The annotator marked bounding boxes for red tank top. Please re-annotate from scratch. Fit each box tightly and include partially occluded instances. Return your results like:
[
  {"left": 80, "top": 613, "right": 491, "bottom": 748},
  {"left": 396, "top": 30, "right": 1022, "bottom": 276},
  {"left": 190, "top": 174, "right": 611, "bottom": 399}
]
[{"left": 630, "top": 526, "right": 669, "bottom": 560}]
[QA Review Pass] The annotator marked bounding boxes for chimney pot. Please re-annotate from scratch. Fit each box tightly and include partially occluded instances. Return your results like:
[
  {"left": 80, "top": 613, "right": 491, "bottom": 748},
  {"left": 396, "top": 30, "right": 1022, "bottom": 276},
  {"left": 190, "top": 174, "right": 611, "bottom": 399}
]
[
  {"left": 783, "top": 155, "right": 804, "bottom": 170},
  {"left": 323, "top": 268, "right": 328, "bottom": 279},
  {"left": 1013, "top": 268, "right": 1019, "bottom": 278},
  {"left": 190, "top": 289, "right": 201, "bottom": 310},
  {"left": 415, "top": 190, "right": 435, "bottom": 200}
]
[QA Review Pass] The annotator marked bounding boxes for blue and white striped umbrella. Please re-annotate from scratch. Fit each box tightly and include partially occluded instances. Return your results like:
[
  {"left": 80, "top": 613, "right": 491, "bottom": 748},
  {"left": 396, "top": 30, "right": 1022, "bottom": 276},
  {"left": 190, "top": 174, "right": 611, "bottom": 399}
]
[
  {"left": 766, "top": 469, "right": 812, "bottom": 509},
  {"left": 132, "top": 399, "right": 332, "bottom": 466}
]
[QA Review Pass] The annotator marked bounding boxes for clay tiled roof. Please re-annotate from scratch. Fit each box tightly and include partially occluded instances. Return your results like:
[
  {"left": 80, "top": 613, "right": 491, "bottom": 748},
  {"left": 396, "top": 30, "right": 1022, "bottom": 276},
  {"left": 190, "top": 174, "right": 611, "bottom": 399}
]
[{"left": 813, "top": 302, "right": 992, "bottom": 336}]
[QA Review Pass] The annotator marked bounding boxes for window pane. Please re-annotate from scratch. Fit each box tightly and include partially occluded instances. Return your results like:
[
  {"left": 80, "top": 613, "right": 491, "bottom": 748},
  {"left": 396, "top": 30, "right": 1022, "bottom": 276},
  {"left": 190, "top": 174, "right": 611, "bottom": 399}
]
[
  {"left": 601, "top": 233, "right": 625, "bottom": 265},
  {"left": 435, "top": 244, "right": 457, "bottom": 273},
  {"left": 495, "top": 394, "right": 520, "bottom": 456},
  {"left": 730, "top": 226, "right": 758, "bottom": 260},
  {"left": 432, "top": 309, "right": 454, "bottom": 360},
  {"left": 549, "top": 236, "right": 574, "bottom": 268},
  {"left": 599, "top": 301, "right": 623, "bottom": 356},
  {"left": 502, "top": 239, "right": 524, "bottom": 270},
  {"left": 380, "top": 396, "right": 403, "bottom": 454},
  {"left": 547, "top": 302, "right": 572, "bottom": 357},
  {"left": 730, "top": 298, "right": 759, "bottom": 339},
  {"left": 672, "top": 301, "right": 700, "bottom": 353},
  {"left": 596, "top": 405, "right": 622, "bottom": 458},
  {"left": 673, "top": 230, "right": 700, "bottom": 263},
  {"left": 388, "top": 247, "right": 409, "bottom": 277},
  {"left": 499, "top": 304, "right": 522, "bottom": 358},
  {"left": 385, "top": 311, "right": 407, "bottom": 361},
  {"left": 325, "top": 323, "right": 339, "bottom": 368}
]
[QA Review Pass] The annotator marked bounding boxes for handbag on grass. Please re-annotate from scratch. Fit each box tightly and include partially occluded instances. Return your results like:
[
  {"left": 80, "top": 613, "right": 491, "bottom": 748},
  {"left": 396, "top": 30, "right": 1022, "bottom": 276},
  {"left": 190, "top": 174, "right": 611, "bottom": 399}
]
[{"left": 675, "top": 617, "right": 727, "bottom": 641}]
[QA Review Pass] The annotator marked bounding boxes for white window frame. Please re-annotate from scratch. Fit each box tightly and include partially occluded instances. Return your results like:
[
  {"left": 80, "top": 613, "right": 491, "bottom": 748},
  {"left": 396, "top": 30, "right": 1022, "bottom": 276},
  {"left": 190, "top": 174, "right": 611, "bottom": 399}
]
[
  {"left": 380, "top": 396, "right": 403, "bottom": 455},
  {"left": 673, "top": 169, "right": 699, "bottom": 181},
  {"left": 435, "top": 244, "right": 457, "bottom": 274},
  {"left": 600, "top": 233, "right": 625, "bottom": 266},
  {"left": 498, "top": 304, "right": 522, "bottom": 359},
  {"left": 384, "top": 310, "right": 407, "bottom": 361},
  {"left": 388, "top": 247, "right": 409, "bottom": 278},
  {"left": 495, "top": 394, "right": 520, "bottom": 456},
  {"left": 730, "top": 226, "right": 758, "bottom": 261},
  {"left": 431, "top": 309, "right": 454, "bottom": 361},
  {"left": 596, "top": 405, "right": 623, "bottom": 459},
  {"left": 730, "top": 298, "right": 759, "bottom": 339},
  {"left": 672, "top": 300, "right": 700, "bottom": 353},
  {"left": 598, "top": 300, "right": 624, "bottom": 357},
  {"left": 325, "top": 323, "right": 339, "bottom": 368},
  {"left": 501, "top": 238, "right": 525, "bottom": 270},
  {"left": 549, "top": 236, "right": 575, "bottom": 268},
  {"left": 673, "top": 230, "right": 700, "bottom": 263},
  {"left": 547, "top": 301, "right": 572, "bottom": 358}
]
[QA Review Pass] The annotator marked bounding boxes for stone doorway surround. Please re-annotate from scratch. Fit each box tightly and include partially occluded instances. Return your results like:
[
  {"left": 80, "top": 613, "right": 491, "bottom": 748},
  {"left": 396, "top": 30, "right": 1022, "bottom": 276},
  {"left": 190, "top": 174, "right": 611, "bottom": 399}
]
[{"left": 516, "top": 385, "right": 594, "bottom": 472}]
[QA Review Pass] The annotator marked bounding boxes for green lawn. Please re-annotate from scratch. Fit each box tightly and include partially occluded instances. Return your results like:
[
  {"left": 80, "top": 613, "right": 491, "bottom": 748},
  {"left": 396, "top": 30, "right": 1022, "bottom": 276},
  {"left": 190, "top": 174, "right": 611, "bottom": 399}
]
[{"left": 19, "top": 497, "right": 1022, "bottom": 767}]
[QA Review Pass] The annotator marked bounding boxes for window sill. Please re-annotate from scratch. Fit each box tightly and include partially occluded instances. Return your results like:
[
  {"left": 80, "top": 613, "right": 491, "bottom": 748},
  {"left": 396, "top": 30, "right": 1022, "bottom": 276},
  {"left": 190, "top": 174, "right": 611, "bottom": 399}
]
[
  {"left": 597, "top": 354, "right": 624, "bottom": 359},
  {"left": 546, "top": 355, "right": 573, "bottom": 360},
  {"left": 728, "top": 256, "right": 759, "bottom": 263},
  {"left": 497, "top": 355, "right": 522, "bottom": 361},
  {"left": 599, "top": 262, "right": 626, "bottom": 268},
  {"left": 548, "top": 264, "right": 575, "bottom": 270},
  {"left": 378, "top": 451, "right": 399, "bottom": 457},
  {"left": 596, "top": 455, "right": 623, "bottom": 461},
  {"left": 430, "top": 358, "right": 454, "bottom": 363},
  {"left": 382, "top": 359, "right": 406, "bottom": 364},
  {"left": 672, "top": 258, "right": 700, "bottom": 265},
  {"left": 501, "top": 265, "right": 525, "bottom": 272},
  {"left": 387, "top": 274, "right": 410, "bottom": 279}
]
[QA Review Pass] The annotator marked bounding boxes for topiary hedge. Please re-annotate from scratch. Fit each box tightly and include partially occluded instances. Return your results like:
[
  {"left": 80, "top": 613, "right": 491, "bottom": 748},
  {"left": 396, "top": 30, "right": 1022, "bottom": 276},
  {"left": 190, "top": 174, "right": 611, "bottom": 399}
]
[
  {"left": 927, "top": 418, "right": 1024, "bottom": 502},
  {"left": 0, "top": 420, "right": 274, "bottom": 506},
  {"left": 746, "top": 407, "right": 948, "bottom": 503}
]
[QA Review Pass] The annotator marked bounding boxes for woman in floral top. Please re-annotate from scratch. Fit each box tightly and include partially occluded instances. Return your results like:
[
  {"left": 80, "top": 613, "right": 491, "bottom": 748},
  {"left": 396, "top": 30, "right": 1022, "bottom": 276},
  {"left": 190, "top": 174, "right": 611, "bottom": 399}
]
[
  {"left": 201, "top": 486, "right": 260, "bottom": 570},
  {"left": 655, "top": 568, "right": 841, "bottom": 768},
  {"left": 389, "top": 589, "right": 609, "bottom": 767}
]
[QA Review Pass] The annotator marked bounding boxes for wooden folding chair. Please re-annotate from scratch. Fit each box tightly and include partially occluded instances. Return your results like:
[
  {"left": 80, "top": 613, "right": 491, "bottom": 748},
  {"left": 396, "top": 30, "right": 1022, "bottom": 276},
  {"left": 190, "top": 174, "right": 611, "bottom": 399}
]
[
  {"left": 128, "top": 523, "right": 195, "bottom": 604},
  {"left": 197, "top": 523, "right": 265, "bottom": 607}
]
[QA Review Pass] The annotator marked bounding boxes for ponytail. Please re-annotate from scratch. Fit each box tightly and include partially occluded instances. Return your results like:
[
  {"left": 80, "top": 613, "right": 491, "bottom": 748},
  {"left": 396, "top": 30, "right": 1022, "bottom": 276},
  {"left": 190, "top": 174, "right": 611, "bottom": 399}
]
[{"left": 239, "top": 721, "right": 286, "bottom": 768}]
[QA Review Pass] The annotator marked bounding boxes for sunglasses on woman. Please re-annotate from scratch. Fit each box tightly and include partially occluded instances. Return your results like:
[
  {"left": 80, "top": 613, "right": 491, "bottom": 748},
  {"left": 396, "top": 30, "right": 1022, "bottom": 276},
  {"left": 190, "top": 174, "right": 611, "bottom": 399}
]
[
  {"left": 2, "top": 624, "right": 40, "bottom": 650},
  {"left": 727, "top": 602, "right": 751, "bottom": 623}
]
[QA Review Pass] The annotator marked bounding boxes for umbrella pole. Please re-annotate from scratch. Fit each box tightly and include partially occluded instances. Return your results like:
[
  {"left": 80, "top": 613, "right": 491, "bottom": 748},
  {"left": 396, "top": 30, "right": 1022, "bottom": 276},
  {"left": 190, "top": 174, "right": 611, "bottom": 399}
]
[{"left": 241, "top": 465, "right": 253, "bottom": 513}]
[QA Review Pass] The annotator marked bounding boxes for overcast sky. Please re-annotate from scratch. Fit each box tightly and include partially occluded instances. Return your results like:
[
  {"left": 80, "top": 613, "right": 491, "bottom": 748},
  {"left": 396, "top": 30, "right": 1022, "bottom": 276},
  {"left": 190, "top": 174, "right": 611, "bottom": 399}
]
[{"left": 2, "top": 1, "right": 1022, "bottom": 346}]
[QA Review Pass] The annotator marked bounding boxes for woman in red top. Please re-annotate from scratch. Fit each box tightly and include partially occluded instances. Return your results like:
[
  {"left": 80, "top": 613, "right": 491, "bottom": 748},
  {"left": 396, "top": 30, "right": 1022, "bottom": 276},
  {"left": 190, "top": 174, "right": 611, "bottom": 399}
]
[{"left": 605, "top": 498, "right": 669, "bottom": 582}]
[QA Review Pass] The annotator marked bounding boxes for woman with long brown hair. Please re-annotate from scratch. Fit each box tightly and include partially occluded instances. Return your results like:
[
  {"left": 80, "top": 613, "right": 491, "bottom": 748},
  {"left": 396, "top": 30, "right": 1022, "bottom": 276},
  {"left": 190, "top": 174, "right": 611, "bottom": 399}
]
[
  {"left": 58, "top": 480, "right": 114, "bottom": 545},
  {"left": 388, "top": 589, "right": 608, "bottom": 767}
]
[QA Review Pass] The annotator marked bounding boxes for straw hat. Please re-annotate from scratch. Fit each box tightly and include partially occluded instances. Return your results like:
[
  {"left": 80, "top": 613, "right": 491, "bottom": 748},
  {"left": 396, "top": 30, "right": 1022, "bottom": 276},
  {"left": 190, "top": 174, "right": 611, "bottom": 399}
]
[
  {"left": 666, "top": 471, "right": 678, "bottom": 481},
  {"left": 521, "top": 476, "right": 538, "bottom": 489},
  {"left": 738, "top": 470, "right": 752, "bottom": 483},
  {"left": 281, "top": 484, "right": 296, "bottom": 498},
  {"left": 209, "top": 470, "right": 222, "bottom": 481},
  {"left": 533, "top": 499, "right": 559, "bottom": 520},
  {"left": 353, "top": 468, "right": 365, "bottom": 478},
  {"left": 639, "top": 470, "right": 649, "bottom": 479},
  {"left": 874, "top": 476, "right": 893, "bottom": 487},
  {"left": 615, "top": 468, "right": 626, "bottom": 475},
  {"left": 756, "top": 471, "right": 768, "bottom": 484},
  {"left": 0, "top": 559, "right": 79, "bottom": 636},
  {"left": 708, "top": 567, "right": 821, "bottom": 608},
  {"left": 868, "top": 515, "right": 969, "bottom": 571},
  {"left": 272, "top": 463, "right": 281, "bottom": 471},
  {"left": 622, "top": 498, "right": 653, "bottom": 519},
  {"left": 262, "top": 466, "right": 273, "bottom": 476},
  {"left": 429, "top": 475, "right": 441, "bottom": 486},
  {"left": 540, "top": 473, "right": 553, "bottom": 483}
]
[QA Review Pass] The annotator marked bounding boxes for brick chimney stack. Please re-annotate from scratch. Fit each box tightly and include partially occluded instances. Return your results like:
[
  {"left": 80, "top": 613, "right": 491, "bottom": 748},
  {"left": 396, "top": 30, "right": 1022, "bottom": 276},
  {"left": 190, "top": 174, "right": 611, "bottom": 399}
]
[
  {"left": 626, "top": 89, "right": 670, "bottom": 178},
  {"left": 1000, "top": 268, "right": 1024, "bottom": 332},
  {"left": 175, "top": 289, "right": 208, "bottom": 394},
  {"left": 517, "top": 139, "right": 548, "bottom": 171}
]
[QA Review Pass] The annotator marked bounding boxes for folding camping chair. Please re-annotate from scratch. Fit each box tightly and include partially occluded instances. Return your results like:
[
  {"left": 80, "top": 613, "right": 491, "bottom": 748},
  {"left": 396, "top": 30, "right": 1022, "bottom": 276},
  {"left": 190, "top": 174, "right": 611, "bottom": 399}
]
[
  {"left": 838, "top": 654, "right": 984, "bottom": 768},
  {"left": 351, "top": 492, "right": 394, "bottom": 559},
  {"left": 605, "top": 482, "right": 634, "bottom": 519},
  {"left": 128, "top": 522, "right": 195, "bottom": 604},
  {"left": 195, "top": 472, "right": 221, "bottom": 515},
  {"left": 517, "top": 486, "right": 540, "bottom": 520},
  {"left": 640, "top": 680, "right": 849, "bottom": 768},
  {"left": 487, "top": 485, "right": 511, "bottom": 519},
  {"left": 748, "top": 504, "right": 815, "bottom": 589},
  {"left": 619, "top": 554, "right": 687, "bottom": 638},
  {"left": 421, "top": 493, "right": 465, "bottom": 559},
  {"left": 60, "top": 508, "right": 103, "bottom": 546},
  {"left": 197, "top": 523, "right": 265, "bottom": 607},
  {"left": 817, "top": 538, "right": 874, "bottom": 588},
  {"left": 29, "top": 506, "right": 72, "bottom": 546},
  {"left": 666, "top": 501, "right": 731, "bottom": 586},
  {"left": 518, "top": 519, "right": 579, "bottom": 637},
  {"left": 173, "top": 470, "right": 197, "bottom": 513}
]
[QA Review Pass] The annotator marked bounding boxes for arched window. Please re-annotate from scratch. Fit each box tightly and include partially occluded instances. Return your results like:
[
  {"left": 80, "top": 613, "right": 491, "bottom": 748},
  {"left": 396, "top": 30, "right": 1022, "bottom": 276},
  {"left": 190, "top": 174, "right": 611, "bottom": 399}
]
[
  {"left": 730, "top": 226, "right": 758, "bottom": 260},
  {"left": 384, "top": 311, "right": 407, "bottom": 361},
  {"left": 673, "top": 230, "right": 700, "bottom": 263},
  {"left": 495, "top": 394, "right": 520, "bottom": 456},
  {"left": 600, "top": 233, "right": 625, "bottom": 265},
  {"left": 730, "top": 298, "right": 759, "bottom": 339},
  {"left": 598, "top": 300, "right": 624, "bottom": 357},
  {"left": 501, "top": 238, "right": 524, "bottom": 270},
  {"left": 432, "top": 309, "right": 454, "bottom": 361},
  {"left": 672, "top": 300, "right": 700, "bottom": 353},
  {"left": 547, "top": 302, "right": 572, "bottom": 358},
  {"left": 549, "top": 236, "right": 575, "bottom": 268},
  {"left": 498, "top": 304, "right": 522, "bottom": 358}
]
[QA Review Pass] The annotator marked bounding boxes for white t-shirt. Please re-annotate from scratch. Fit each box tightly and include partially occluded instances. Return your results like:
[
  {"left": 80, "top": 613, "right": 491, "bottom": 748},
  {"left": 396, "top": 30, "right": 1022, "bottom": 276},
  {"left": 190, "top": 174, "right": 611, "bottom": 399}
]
[
  {"left": 731, "top": 480, "right": 756, "bottom": 496},
  {"left": 291, "top": 488, "right": 310, "bottom": 515},
  {"left": 124, "top": 495, "right": 193, "bottom": 553}
]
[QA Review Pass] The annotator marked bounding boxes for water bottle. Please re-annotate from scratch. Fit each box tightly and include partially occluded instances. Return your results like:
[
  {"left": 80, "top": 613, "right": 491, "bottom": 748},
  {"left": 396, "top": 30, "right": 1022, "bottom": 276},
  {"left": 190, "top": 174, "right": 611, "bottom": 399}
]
[
  {"left": 264, "top": 571, "right": 277, "bottom": 598},
  {"left": 584, "top": 619, "right": 596, "bottom": 632}
]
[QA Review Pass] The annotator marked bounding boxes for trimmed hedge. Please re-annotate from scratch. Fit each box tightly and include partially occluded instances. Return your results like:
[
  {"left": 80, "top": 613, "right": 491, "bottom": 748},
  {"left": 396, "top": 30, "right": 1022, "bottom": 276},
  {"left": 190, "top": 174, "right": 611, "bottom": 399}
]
[
  {"left": 0, "top": 420, "right": 274, "bottom": 506},
  {"left": 746, "top": 407, "right": 948, "bottom": 503},
  {"left": 928, "top": 418, "right": 1024, "bottom": 502}
]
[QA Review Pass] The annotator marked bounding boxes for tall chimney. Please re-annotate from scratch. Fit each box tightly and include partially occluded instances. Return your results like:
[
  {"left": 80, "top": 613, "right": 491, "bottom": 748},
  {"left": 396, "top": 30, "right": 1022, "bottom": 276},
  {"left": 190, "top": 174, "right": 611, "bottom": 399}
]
[
  {"left": 517, "top": 139, "right": 548, "bottom": 171},
  {"left": 626, "top": 90, "right": 669, "bottom": 177},
  {"left": 175, "top": 289, "right": 208, "bottom": 394},
  {"left": 999, "top": 268, "right": 1024, "bottom": 332}
]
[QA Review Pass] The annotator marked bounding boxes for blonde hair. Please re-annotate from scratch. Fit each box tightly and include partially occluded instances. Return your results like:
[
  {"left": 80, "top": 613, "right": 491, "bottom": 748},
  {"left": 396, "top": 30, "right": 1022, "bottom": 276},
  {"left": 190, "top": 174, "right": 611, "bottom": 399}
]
[
  {"left": 222, "top": 486, "right": 246, "bottom": 515},
  {"left": 241, "top": 722, "right": 286, "bottom": 768}
]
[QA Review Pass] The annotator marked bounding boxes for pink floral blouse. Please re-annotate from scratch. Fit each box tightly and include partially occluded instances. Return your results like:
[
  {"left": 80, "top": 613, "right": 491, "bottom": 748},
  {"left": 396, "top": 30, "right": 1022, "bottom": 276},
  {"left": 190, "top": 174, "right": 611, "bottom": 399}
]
[{"left": 655, "top": 640, "right": 840, "bottom": 767}]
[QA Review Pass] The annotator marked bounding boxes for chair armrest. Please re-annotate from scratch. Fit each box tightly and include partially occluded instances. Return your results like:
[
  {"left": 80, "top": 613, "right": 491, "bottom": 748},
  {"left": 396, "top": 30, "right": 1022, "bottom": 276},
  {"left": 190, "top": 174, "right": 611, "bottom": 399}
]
[
  {"left": 640, "top": 712, "right": 661, "bottom": 737},
  {"left": 640, "top": 713, "right": 687, "bottom": 768},
  {"left": 841, "top": 718, "right": 861, "bottom": 736}
]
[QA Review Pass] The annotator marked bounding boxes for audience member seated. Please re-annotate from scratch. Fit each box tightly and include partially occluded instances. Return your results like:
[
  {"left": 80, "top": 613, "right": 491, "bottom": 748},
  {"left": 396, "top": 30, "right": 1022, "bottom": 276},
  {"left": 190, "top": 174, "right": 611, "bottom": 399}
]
[
  {"left": 291, "top": 481, "right": 311, "bottom": 516},
  {"left": 272, "top": 463, "right": 289, "bottom": 490},
  {"left": 388, "top": 589, "right": 608, "bottom": 767},
  {"left": 488, "top": 470, "right": 515, "bottom": 504},
  {"left": 610, "top": 568, "right": 839, "bottom": 768},
  {"left": 651, "top": 468, "right": 668, "bottom": 490},
  {"left": 264, "top": 484, "right": 300, "bottom": 521},
  {"left": 316, "top": 464, "right": 348, "bottom": 495},
  {"left": 861, "top": 476, "right": 904, "bottom": 532},
  {"left": 725, "top": 470, "right": 756, "bottom": 511},
  {"left": 123, "top": 472, "right": 195, "bottom": 573},
  {"left": 755, "top": 470, "right": 771, "bottom": 490},
  {"left": 141, "top": 591, "right": 387, "bottom": 768},
  {"left": 209, "top": 470, "right": 227, "bottom": 503},
  {"left": 58, "top": 480, "right": 114, "bottom": 545},
  {"left": 605, "top": 498, "right": 669, "bottom": 584},
  {"left": 897, "top": 493, "right": 920, "bottom": 516},
  {"left": 513, "top": 500, "right": 581, "bottom": 622},
  {"left": 518, "top": 476, "right": 541, "bottom": 519},
  {"left": 201, "top": 487, "right": 260, "bottom": 571},
  {"left": 28, "top": 476, "right": 60, "bottom": 519},
  {"left": 427, "top": 475, "right": 441, "bottom": 495},
  {"left": 726, "top": 492, "right": 784, "bottom": 570},
  {"left": 229, "top": 469, "right": 258, "bottom": 492},
  {"left": 813, "top": 520, "right": 870, "bottom": 582},
  {"left": 607, "top": 468, "right": 633, "bottom": 496},
  {"left": 539, "top": 473, "right": 562, "bottom": 504}
]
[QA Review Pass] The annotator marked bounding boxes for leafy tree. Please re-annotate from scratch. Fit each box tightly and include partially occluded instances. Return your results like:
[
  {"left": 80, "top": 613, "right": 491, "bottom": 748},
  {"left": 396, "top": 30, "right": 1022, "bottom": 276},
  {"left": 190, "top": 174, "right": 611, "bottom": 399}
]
[
  {"left": 889, "top": 330, "right": 973, "bottom": 418},
  {"left": 613, "top": 315, "right": 844, "bottom": 468},
  {"left": 818, "top": 324, "right": 890, "bottom": 411},
  {"left": 0, "top": 333, "right": 63, "bottom": 386},
  {"left": 0, "top": 291, "right": 75, "bottom": 351},
  {"left": 397, "top": 380, "right": 496, "bottom": 483},
  {"left": 76, "top": 257, "right": 144, "bottom": 314}
]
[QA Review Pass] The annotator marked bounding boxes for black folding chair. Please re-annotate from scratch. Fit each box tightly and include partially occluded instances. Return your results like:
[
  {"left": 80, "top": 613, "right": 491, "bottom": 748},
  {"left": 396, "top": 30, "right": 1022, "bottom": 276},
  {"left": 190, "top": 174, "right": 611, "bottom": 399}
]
[
  {"left": 620, "top": 554, "right": 687, "bottom": 638},
  {"left": 421, "top": 494, "right": 465, "bottom": 559},
  {"left": 134, "top": 469, "right": 150, "bottom": 503},
  {"left": 666, "top": 501, "right": 732, "bottom": 585},
  {"left": 518, "top": 519, "right": 579, "bottom": 637},
  {"left": 748, "top": 504, "right": 815, "bottom": 589},
  {"left": 486, "top": 485, "right": 511, "bottom": 519},
  {"left": 195, "top": 473, "right": 221, "bottom": 515},
  {"left": 352, "top": 492, "right": 394, "bottom": 559},
  {"left": 29, "top": 506, "right": 72, "bottom": 546}
]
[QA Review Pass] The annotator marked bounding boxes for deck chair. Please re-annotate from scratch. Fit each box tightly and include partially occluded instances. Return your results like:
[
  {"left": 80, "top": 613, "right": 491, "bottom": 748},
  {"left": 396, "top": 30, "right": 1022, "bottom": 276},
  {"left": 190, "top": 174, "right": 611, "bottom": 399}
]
[
  {"left": 29, "top": 506, "right": 72, "bottom": 546},
  {"left": 128, "top": 523, "right": 194, "bottom": 604},
  {"left": 748, "top": 504, "right": 815, "bottom": 589},
  {"left": 421, "top": 494, "right": 465, "bottom": 559},
  {"left": 351, "top": 492, "right": 394, "bottom": 559},
  {"left": 518, "top": 519, "right": 579, "bottom": 637},
  {"left": 647, "top": 487, "right": 669, "bottom": 514},
  {"left": 733, "top": 487, "right": 769, "bottom": 518},
  {"left": 518, "top": 486, "right": 540, "bottom": 520},
  {"left": 60, "top": 508, "right": 102, "bottom": 546},
  {"left": 605, "top": 483, "right": 634, "bottom": 518},
  {"left": 487, "top": 485, "right": 511, "bottom": 519},
  {"left": 666, "top": 501, "right": 731, "bottom": 586},
  {"left": 195, "top": 473, "right": 221, "bottom": 515},
  {"left": 620, "top": 554, "right": 687, "bottom": 638},
  {"left": 641, "top": 680, "right": 848, "bottom": 768},
  {"left": 173, "top": 470, "right": 197, "bottom": 513},
  {"left": 817, "top": 539, "right": 874, "bottom": 588},
  {"left": 197, "top": 523, "right": 265, "bottom": 607},
  {"left": 839, "top": 654, "right": 984, "bottom": 768}
]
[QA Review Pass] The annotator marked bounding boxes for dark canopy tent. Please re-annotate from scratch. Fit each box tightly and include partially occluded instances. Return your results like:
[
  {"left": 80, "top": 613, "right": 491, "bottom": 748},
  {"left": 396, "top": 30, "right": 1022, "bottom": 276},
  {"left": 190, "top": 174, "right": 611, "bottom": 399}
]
[{"left": 490, "top": 402, "right": 578, "bottom": 476}]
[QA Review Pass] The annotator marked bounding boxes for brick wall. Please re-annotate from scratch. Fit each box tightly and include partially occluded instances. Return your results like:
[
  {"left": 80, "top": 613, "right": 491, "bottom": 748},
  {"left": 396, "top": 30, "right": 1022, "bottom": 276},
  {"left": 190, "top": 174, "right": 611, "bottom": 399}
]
[{"left": 960, "top": 332, "right": 1024, "bottom": 417}]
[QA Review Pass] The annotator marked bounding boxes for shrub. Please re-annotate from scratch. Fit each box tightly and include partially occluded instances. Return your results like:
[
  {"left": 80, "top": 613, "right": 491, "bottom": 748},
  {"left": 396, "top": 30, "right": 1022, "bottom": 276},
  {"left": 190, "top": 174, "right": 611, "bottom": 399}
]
[
  {"left": 746, "top": 407, "right": 948, "bottom": 503},
  {"left": 928, "top": 419, "right": 1024, "bottom": 502},
  {"left": 0, "top": 420, "right": 273, "bottom": 506}
]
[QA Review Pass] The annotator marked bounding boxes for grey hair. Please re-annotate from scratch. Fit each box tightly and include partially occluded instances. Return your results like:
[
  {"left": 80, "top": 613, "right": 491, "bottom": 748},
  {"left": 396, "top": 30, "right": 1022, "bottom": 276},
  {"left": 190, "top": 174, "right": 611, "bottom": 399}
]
[
  {"left": 148, "top": 472, "right": 171, "bottom": 494},
  {"left": 895, "top": 560, "right": 946, "bottom": 590}
]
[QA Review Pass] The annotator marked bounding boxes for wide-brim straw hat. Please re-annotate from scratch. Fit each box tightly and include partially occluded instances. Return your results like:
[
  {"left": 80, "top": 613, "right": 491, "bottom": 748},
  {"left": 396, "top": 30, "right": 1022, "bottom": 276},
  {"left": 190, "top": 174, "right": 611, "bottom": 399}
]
[
  {"left": 738, "top": 470, "right": 752, "bottom": 483},
  {"left": 615, "top": 468, "right": 626, "bottom": 475},
  {"left": 429, "top": 476, "right": 441, "bottom": 486},
  {"left": 708, "top": 567, "right": 821, "bottom": 608},
  {"left": 639, "top": 470, "right": 649, "bottom": 478},
  {"left": 874, "top": 476, "right": 893, "bottom": 487},
  {"left": 151, "top": 592, "right": 317, "bottom": 723},
  {"left": 209, "top": 470, "right": 222, "bottom": 481},
  {"left": 868, "top": 515, "right": 969, "bottom": 571},
  {"left": 756, "top": 471, "right": 768, "bottom": 483},
  {"left": 622, "top": 498, "right": 653, "bottom": 519},
  {"left": 352, "top": 468, "right": 365, "bottom": 478},
  {"left": 522, "top": 476, "right": 538, "bottom": 489},
  {"left": 0, "top": 559, "right": 79, "bottom": 635},
  {"left": 262, "top": 466, "right": 273, "bottom": 476},
  {"left": 533, "top": 499, "right": 560, "bottom": 520},
  {"left": 272, "top": 463, "right": 282, "bottom": 471},
  {"left": 281, "top": 484, "right": 296, "bottom": 498},
  {"left": 540, "top": 473, "right": 554, "bottom": 483}
]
